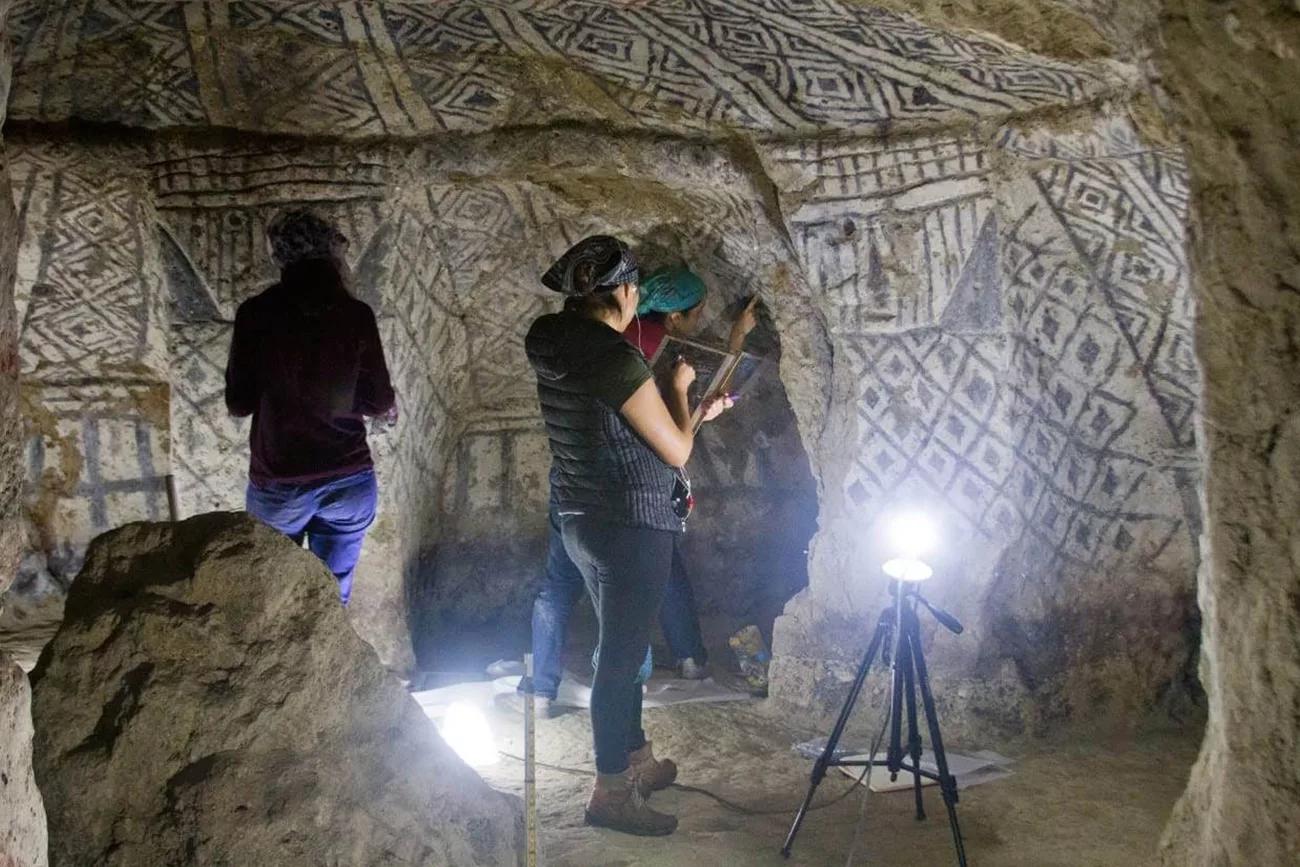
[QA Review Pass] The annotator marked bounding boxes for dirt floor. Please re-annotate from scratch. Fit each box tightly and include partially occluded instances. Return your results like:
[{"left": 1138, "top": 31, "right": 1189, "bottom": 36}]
[
  {"left": 483, "top": 698, "right": 1200, "bottom": 867},
  {"left": 6, "top": 601, "right": 1201, "bottom": 865}
]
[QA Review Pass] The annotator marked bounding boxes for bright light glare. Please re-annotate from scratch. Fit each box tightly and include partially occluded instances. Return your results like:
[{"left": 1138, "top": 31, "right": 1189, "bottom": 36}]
[
  {"left": 882, "top": 557, "right": 934, "bottom": 582},
  {"left": 889, "top": 512, "right": 937, "bottom": 558},
  {"left": 439, "top": 702, "right": 498, "bottom": 767}
]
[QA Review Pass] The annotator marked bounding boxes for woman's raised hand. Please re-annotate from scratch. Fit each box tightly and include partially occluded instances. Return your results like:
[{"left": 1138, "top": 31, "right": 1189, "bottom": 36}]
[
  {"left": 700, "top": 393, "right": 735, "bottom": 422},
  {"left": 728, "top": 295, "right": 760, "bottom": 352},
  {"left": 672, "top": 356, "right": 697, "bottom": 392}
]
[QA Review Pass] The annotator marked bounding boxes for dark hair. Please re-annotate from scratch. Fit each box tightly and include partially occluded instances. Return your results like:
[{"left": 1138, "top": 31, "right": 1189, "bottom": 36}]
[
  {"left": 267, "top": 210, "right": 348, "bottom": 269},
  {"left": 564, "top": 288, "right": 623, "bottom": 316}
]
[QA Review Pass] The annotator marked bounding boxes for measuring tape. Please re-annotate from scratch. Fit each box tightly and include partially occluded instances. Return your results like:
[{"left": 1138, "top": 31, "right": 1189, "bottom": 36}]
[{"left": 524, "top": 653, "right": 538, "bottom": 867}]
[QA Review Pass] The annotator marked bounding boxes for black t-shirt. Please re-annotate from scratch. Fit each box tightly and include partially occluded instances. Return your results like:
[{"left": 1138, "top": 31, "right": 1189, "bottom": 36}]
[{"left": 526, "top": 311, "right": 680, "bottom": 531}]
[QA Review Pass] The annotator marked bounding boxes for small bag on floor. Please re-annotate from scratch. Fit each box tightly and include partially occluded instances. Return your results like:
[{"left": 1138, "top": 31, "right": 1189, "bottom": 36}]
[{"left": 729, "top": 625, "right": 771, "bottom": 695}]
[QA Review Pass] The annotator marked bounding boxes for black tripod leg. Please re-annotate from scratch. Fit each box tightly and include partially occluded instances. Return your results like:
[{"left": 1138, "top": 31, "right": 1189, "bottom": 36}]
[
  {"left": 886, "top": 628, "right": 906, "bottom": 778},
  {"left": 908, "top": 611, "right": 968, "bottom": 867},
  {"left": 901, "top": 633, "right": 926, "bottom": 821},
  {"left": 781, "top": 610, "right": 891, "bottom": 858}
]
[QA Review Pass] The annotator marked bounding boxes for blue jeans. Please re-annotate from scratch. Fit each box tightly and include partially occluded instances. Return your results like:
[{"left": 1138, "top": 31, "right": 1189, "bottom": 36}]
[
  {"left": 661, "top": 534, "right": 708, "bottom": 664},
  {"left": 523, "top": 506, "right": 696, "bottom": 700},
  {"left": 245, "top": 468, "right": 378, "bottom": 606},
  {"left": 525, "top": 504, "right": 590, "bottom": 700}
]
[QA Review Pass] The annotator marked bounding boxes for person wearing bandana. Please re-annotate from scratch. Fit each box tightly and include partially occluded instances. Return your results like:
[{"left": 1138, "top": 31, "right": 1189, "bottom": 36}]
[
  {"left": 516, "top": 262, "right": 756, "bottom": 711},
  {"left": 225, "top": 210, "right": 396, "bottom": 607},
  {"left": 525, "top": 236, "right": 697, "bottom": 836}
]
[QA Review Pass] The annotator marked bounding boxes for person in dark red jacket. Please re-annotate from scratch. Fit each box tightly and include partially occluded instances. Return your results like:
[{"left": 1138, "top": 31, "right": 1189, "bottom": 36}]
[{"left": 225, "top": 210, "right": 396, "bottom": 605}]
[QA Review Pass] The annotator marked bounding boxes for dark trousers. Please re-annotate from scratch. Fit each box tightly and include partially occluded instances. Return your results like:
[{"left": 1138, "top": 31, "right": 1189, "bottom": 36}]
[
  {"left": 561, "top": 515, "right": 674, "bottom": 775},
  {"left": 245, "top": 468, "right": 377, "bottom": 606},
  {"left": 525, "top": 508, "right": 700, "bottom": 700}
]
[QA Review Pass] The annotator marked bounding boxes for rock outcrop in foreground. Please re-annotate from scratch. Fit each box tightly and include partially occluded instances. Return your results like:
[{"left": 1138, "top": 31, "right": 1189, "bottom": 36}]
[
  {"left": 30, "top": 513, "right": 521, "bottom": 867},
  {"left": 0, "top": 655, "right": 47, "bottom": 867}
]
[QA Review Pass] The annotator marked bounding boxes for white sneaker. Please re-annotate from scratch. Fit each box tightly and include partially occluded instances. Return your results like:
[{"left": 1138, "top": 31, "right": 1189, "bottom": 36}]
[
  {"left": 501, "top": 691, "right": 558, "bottom": 718},
  {"left": 678, "top": 658, "right": 709, "bottom": 680}
]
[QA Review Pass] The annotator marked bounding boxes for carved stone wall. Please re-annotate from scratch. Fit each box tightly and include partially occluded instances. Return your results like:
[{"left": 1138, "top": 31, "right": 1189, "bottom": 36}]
[
  {"left": 6, "top": 1, "right": 1129, "bottom": 139},
  {"left": 0, "top": 0, "right": 19, "bottom": 593},
  {"left": 0, "top": 2, "right": 50, "bottom": 865},
  {"left": 1, "top": 0, "right": 1201, "bottom": 739},
  {"left": 7, "top": 142, "right": 169, "bottom": 629},
  {"left": 765, "top": 111, "right": 1200, "bottom": 738},
  {"left": 1152, "top": 1, "right": 1300, "bottom": 862}
]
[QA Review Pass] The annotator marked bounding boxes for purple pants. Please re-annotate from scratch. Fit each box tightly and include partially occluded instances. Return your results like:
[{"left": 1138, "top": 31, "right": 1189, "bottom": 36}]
[{"left": 245, "top": 468, "right": 377, "bottom": 605}]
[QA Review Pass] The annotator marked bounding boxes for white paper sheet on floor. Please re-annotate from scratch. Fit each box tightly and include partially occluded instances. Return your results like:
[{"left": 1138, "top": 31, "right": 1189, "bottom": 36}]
[
  {"left": 793, "top": 739, "right": 1014, "bottom": 791},
  {"left": 410, "top": 669, "right": 751, "bottom": 720},
  {"left": 550, "top": 670, "right": 752, "bottom": 709},
  {"left": 841, "top": 750, "right": 1015, "bottom": 792}
]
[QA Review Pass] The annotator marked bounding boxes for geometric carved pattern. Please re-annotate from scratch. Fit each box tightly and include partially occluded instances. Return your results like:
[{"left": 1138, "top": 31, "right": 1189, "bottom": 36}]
[
  {"left": 776, "top": 134, "right": 999, "bottom": 335},
  {"left": 170, "top": 321, "right": 248, "bottom": 514},
  {"left": 1033, "top": 152, "right": 1196, "bottom": 448},
  {"left": 784, "top": 112, "right": 1199, "bottom": 583},
  {"left": 11, "top": 0, "right": 1124, "bottom": 138},
  {"left": 10, "top": 144, "right": 167, "bottom": 380},
  {"left": 1001, "top": 206, "right": 1185, "bottom": 573},
  {"left": 10, "top": 144, "right": 173, "bottom": 593},
  {"left": 841, "top": 330, "right": 1019, "bottom": 536},
  {"left": 20, "top": 381, "right": 168, "bottom": 582},
  {"left": 993, "top": 114, "right": 1198, "bottom": 575}
]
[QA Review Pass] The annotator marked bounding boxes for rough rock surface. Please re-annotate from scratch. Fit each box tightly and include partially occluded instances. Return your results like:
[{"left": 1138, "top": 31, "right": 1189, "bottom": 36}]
[
  {"left": 0, "top": 655, "right": 46, "bottom": 867},
  {"left": 1153, "top": 1, "right": 1300, "bottom": 863},
  {"left": 3, "top": 0, "right": 1202, "bottom": 741},
  {"left": 0, "top": 0, "right": 21, "bottom": 592},
  {"left": 2, "top": 1, "right": 48, "bottom": 864},
  {"left": 30, "top": 512, "right": 521, "bottom": 867}
]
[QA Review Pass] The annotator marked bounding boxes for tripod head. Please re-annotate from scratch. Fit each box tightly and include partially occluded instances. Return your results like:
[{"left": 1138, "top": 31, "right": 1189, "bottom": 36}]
[{"left": 887, "top": 579, "right": 964, "bottom": 635}]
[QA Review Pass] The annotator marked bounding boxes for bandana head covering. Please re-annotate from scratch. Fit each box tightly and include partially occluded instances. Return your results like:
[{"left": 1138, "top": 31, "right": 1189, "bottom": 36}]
[
  {"left": 541, "top": 235, "right": 639, "bottom": 296},
  {"left": 636, "top": 267, "right": 706, "bottom": 316},
  {"left": 267, "top": 209, "right": 349, "bottom": 268}
]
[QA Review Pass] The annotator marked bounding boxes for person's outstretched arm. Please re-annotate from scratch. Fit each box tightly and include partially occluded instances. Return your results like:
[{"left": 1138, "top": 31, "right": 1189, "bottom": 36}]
[
  {"left": 727, "top": 295, "right": 760, "bottom": 353},
  {"left": 224, "top": 302, "right": 258, "bottom": 418},
  {"left": 620, "top": 360, "right": 696, "bottom": 467},
  {"left": 355, "top": 304, "right": 396, "bottom": 417}
]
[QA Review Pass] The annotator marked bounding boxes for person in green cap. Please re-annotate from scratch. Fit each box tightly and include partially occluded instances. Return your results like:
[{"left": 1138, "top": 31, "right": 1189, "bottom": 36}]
[
  {"left": 627, "top": 265, "right": 758, "bottom": 360},
  {"left": 624, "top": 266, "right": 759, "bottom": 677}
]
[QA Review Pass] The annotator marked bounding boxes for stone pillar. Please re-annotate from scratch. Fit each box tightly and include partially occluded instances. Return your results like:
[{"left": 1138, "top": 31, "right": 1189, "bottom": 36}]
[
  {"left": 0, "top": 659, "right": 46, "bottom": 867},
  {"left": 0, "top": 1, "right": 50, "bottom": 864},
  {"left": 0, "top": 0, "right": 18, "bottom": 589},
  {"left": 1156, "top": 2, "right": 1300, "bottom": 863}
]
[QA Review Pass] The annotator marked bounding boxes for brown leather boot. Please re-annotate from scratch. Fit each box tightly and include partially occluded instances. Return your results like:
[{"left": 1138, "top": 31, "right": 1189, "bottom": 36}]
[
  {"left": 584, "top": 771, "right": 678, "bottom": 836},
  {"left": 629, "top": 741, "right": 678, "bottom": 796}
]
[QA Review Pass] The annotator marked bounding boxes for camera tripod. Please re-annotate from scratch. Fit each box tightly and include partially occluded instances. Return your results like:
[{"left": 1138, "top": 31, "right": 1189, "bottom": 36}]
[{"left": 781, "top": 579, "right": 968, "bottom": 866}]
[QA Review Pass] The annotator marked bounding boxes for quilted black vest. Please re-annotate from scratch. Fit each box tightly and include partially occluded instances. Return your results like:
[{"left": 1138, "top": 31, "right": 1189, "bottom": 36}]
[{"left": 526, "top": 312, "right": 680, "bottom": 532}]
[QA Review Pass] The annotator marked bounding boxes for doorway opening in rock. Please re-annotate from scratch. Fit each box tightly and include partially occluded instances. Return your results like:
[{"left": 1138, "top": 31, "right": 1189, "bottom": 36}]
[{"left": 413, "top": 246, "right": 819, "bottom": 683}]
